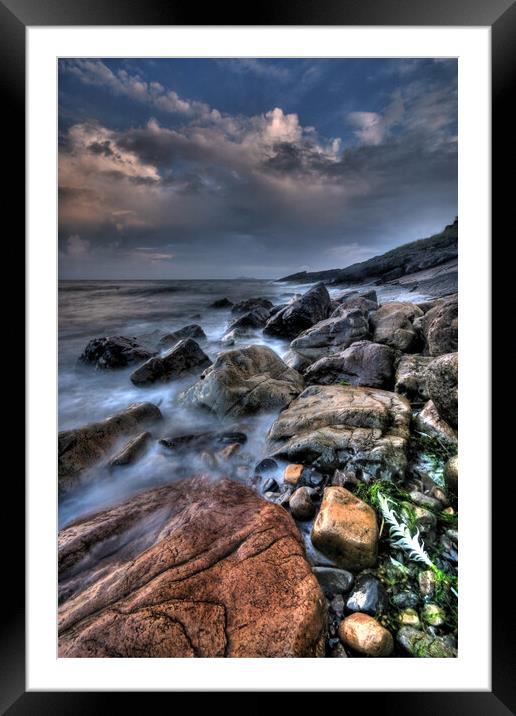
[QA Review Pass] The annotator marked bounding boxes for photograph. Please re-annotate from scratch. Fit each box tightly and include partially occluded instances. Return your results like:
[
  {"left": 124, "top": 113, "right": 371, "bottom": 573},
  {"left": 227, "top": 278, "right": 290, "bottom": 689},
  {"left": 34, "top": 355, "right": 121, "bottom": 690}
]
[{"left": 57, "top": 56, "right": 459, "bottom": 659}]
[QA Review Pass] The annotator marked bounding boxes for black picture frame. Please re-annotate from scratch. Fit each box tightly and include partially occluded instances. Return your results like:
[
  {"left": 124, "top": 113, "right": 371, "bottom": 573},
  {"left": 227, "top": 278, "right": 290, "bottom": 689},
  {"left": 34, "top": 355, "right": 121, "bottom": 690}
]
[{"left": 4, "top": 0, "right": 513, "bottom": 710}]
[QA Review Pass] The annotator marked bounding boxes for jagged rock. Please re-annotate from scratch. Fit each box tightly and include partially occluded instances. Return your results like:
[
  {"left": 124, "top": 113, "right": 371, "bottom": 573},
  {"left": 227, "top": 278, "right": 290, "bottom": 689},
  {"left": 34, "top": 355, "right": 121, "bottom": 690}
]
[
  {"left": 304, "top": 340, "right": 395, "bottom": 389},
  {"left": 288, "top": 307, "right": 370, "bottom": 365},
  {"left": 394, "top": 354, "right": 433, "bottom": 404},
  {"left": 222, "top": 307, "right": 272, "bottom": 342},
  {"left": 78, "top": 336, "right": 156, "bottom": 369},
  {"left": 231, "top": 297, "right": 274, "bottom": 315},
  {"left": 370, "top": 301, "right": 423, "bottom": 352},
  {"left": 334, "top": 290, "right": 378, "bottom": 314},
  {"left": 58, "top": 477, "right": 326, "bottom": 658},
  {"left": 130, "top": 339, "right": 211, "bottom": 386},
  {"left": 109, "top": 431, "right": 151, "bottom": 468},
  {"left": 311, "top": 487, "right": 379, "bottom": 570},
  {"left": 58, "top": 403, "right": 162, "bottom": 492},
  {"left": 263, "top": 283, "right": 332, "bottom": 340},
  {"left": 179, "top": 345, "right": 304, "bottom": 418},
  {"left": 338, "top": 613, "right": 393, "bottom": 657},
  {"left": 413, "top": 400, "right": 458, "bottom": 447},
  {"left": 425, "top": 352, "right": 458, "bottom": 428},
  {"left": 420, "top": 294, "right": 458, "bottom": 356},
  {"left": 267, "top": 385, "right": 411, "bottom": 479},
  {"left": 158, "top": 324, "right": 206, "bottom": 349}
]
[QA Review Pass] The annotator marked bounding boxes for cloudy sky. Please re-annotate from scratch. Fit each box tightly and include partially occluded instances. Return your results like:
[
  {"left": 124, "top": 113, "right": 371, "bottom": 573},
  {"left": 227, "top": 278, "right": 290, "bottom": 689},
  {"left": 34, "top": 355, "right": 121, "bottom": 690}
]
[{"left": 58, "top": 58, "right": 457, "bottom": 279}]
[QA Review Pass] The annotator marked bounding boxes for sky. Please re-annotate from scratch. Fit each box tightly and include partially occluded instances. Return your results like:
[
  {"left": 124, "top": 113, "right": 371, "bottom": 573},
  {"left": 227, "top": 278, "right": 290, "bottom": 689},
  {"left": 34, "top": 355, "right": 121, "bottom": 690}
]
[{"left": 58, "top": 58, "right": 457, "bottom": 279}]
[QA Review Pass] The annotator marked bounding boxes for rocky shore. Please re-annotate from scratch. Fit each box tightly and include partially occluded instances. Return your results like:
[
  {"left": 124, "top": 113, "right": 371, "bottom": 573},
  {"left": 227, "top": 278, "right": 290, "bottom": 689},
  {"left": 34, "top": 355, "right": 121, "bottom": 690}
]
[{"left": 58, "top": 223, "right": 459, "bottom": 659}]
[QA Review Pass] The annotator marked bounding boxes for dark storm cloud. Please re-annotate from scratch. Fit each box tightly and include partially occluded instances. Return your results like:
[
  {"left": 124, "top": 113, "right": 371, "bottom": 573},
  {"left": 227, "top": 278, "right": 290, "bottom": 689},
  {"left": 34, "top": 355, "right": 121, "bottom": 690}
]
[{"left": 58, "top": 58, "right": 457, "bottom": 279}]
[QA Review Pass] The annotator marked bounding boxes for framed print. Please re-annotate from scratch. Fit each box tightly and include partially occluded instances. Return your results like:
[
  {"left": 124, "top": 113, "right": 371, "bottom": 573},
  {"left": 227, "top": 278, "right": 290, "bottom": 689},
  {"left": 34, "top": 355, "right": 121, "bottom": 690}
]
[{"left": 3, "top": 0, "right": 514, "bottom": 709}]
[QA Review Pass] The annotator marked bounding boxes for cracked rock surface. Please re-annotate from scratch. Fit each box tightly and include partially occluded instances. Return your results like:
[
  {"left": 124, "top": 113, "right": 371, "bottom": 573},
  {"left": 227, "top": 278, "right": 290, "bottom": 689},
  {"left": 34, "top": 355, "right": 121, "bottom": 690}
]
[{"left": 58, "top": 476, "right": 326, "bottom": 657}]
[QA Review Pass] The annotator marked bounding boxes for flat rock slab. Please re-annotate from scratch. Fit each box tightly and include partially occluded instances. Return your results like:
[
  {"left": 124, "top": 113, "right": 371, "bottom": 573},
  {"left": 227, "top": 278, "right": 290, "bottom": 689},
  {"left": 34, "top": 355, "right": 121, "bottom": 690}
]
[
  {"left": 58, "top": 402, "right": 162, "bottom": 492},
  {"left": 58, "top": 477, "right": 326, "bottom": 658},
  {"left": 267, "top": 384, "right": 411, "bottom": 480}
]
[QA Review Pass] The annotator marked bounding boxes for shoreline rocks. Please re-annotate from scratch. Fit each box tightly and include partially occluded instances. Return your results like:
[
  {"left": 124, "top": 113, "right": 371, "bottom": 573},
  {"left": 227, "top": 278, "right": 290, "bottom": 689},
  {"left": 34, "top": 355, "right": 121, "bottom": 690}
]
[
  {"left": 79, "top": 336, "right": 156, "bottom": 369},
  {"left": 130, "top": 338, "right": 211, "bottom": 386},
  {"left": 264, "top": 282, "right": 332, "bottom": 339},
  {"left": 58, "top": 477, "right": 327, "bottom": 658},
  {"left": 304, "top": 340, "right": 396, "bottom": 389}
]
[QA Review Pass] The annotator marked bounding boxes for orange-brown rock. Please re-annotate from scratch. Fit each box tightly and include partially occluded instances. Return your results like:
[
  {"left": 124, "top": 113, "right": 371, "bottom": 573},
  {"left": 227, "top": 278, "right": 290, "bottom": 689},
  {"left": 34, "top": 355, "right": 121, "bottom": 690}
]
[
  {"left": 284, "top": 463, "right": 304, "bottom": 485},
  {"left": 58, "top": 476, "right": 326, "bottom": 658},
  {"left": 338, "top": 613, "right": 393, "bottom": 657},
  {"left": 311, "top": 486, "right": 378, "bottom": 570}
]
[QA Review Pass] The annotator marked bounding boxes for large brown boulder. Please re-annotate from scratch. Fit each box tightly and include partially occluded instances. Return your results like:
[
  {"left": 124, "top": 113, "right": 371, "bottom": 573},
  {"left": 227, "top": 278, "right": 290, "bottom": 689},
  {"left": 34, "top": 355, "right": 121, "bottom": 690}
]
[
  {"left": 304, "top": 340, "right": 395, "bottom": 389},
  {"left": 130, "top": 338, "right": 211, "bottom": 386},
  {"left": 370, "top": 301, "right": 423, "bottom": 352},
  {"left": 264, "top": 282, "right": 332, "bottom": 340},
  {"left": 58, "top": 477, "right": 327, "bottom": 658},
  {"left": 58, "top": 402, "right": 162, "bottom": 492},
  {"left": 425, "top": 352, "right": 458, "bottom": 429},
  {"left": 178, "top": 345, "right": 304, "bottom": 418},
  {"left": 419, "top": 294, "right": 458, "bottom": 356},
  {"left": 267, "top": 385, "right": 411, "bottom": 480}
]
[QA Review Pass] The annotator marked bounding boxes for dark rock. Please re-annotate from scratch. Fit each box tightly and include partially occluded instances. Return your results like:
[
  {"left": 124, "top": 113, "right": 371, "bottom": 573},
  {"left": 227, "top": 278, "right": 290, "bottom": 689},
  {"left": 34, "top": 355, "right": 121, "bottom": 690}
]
[
  {"left": 331, "top": 469, "right": 358, "bottom": 488},
  {"left": 313, "top": 566, "right": 354, "bottom": 596},
  {"left": 130, "top": 338, "right": 211, "bottom": 386},
  {"left": 158, "top": 324, "right": 206, "bottom": 349},
  {"left": 345, "top": 574, "right": 388, "bottom": 616},
  {"left": 444, "top": 455, "right": 458, "bottom": 494},
  {"left": 304, "top": 340, "right": 395, "bottom": 389},
  {"left": 391, "top": 591, "right": 420, "bottom": 609},
  {"left": 159, "top": 430, "right": 247, "bottom": 452},
  {"left": 231, "top": 297, "right": 274, "bottom": 315},
  {"left": 210, "top": 297, "right": 233, "bottom": 308},
  {"left": 330, "top": 594, "right": 346, "bottom": 618},
  {"left": 262, "top": 477, "right": 280, "bottom": 493},
  {"left": 58, "top": 477, "right": 327, "bottom": 657},
  {"left": 109, "top": 431, "right": 151, "bottom": 468},
  {"left": 397, "top": 626, "right": 457, "bottom": 658},
  {"left": 263, "top": 283, "right": 332, "bottom": 340},
  {"left": 79, "top": 336, "right": 156, "bottom": 369},
  {"left": 330, "top": 642, "right": 349, "bottom": 657},
  {"left": 289, "top": 487, "right": 316, "bottom": 521},
  {"left": 255, "top": 457, "right": 279, "bottom": 475}
]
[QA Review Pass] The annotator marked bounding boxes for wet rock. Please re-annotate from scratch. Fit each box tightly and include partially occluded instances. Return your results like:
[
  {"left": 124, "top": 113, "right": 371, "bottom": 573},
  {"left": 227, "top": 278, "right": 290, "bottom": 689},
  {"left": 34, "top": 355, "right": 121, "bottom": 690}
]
[
  {"left": 401, "top": 503, "right": 437, "bottom": 539},
  {"left": 408, "top": 490, "right": 443, "bottom": 511},
  {"left": 330, "top": 594, "right": 346, "bottom": 618},
  {"left": 370, "top": 301, "right": 424, "bottom": 352},
  {"left": 79, "top": 336, "right": 156, "bottom": 369},
  {"left": 210, "top": 297, "right": 233, "bottom": 308},
  {"left": 284, "top": 463, "right": 304, "bottom": 486},
  {"left": 264, "top": 282, "right": 332, "bottom": 340},
  {"left": 267, "top": 384, "right": 411, "bottom": 479},
  {"left": 414, "top": 400, "right": 458, "bottom": 447},
  {"left": 338, "top": 613, "right": 393, "bottom": 657},
  {"left": 330, "top": 642, "right": 349, "bottom": 657},
  {"left": 397, "top": 626, "right": 457, "bottom": 658},
  {"left": 179, "top": 345, "right": 304, "bottom": 418},
  {"left": 289, "top": 487, "right": 315, "bottom": 520},
  {"left": 345, "top": 574, "right": 388, "bottom": 616},
  {"left": 157, "top": 324, "right": 206, "bottom": 349},
  {"left": 58, "top": 477, "right": 327, "bottom": 657},
  {"left": 58, "top": 402, "right": 162, "bottom": 492},
  {"left": 109, "top": 431, "right": 151, "bottom": 468},
  {"left": 312, "top": 567, "right": 354, "bottom": 596},
  {"left": 311, "top": 487, "right": 379, "bottom": 570},
  {"left": 159, "top": 430, "right": 247, "bottom": 452},
  {"left": 217, "top": 443, "right": 241, "bottom": 460},
  {"left": 255, "top": 458, "right": 279, "bottom": 476},
  {"left": 330, "top": 469, "right": 359, "bottom": 489},
  {"left": 444, "top": 454, "right": 458, "bottom": 494},
  {"left": 426, "top": 352, "right": 458, "bottom": 429},
  {"left": 231, "top": 297, "right": 274, "bottom": 315},
  {"left": 420, "top": 294, "right": 458, "bottom": 356},
  {"left": 288, "top": 307, "right": 370, "bottom": 366},
  {"left": 394, "top": 354, "right": 433, "bottom": 404},
  {"left": 304, "top": 340, "right": 395, "bottom": 389},
  {"left": 391, "top": 591, "right": 419, "bottom": 609},
  {"left": 130, "top": 338, "right": 211, "bottom": 386},
  {"left": 261, "top": 477, "right": 280, "bottom": 493}
]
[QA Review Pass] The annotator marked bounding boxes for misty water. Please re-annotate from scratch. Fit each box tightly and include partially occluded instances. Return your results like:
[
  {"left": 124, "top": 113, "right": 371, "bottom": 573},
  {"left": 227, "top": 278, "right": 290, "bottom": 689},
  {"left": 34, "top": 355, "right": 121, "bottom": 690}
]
[{"left": 59, "top": 278, "right": 430, "bottom": 528}]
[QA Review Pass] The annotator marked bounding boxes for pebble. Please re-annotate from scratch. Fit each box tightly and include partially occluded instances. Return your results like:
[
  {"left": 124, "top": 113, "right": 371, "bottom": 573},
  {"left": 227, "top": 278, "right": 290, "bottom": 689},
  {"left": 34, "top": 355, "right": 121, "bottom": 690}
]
[
  {"left": 418, "top": 570, "right": 436, "bottom": 598},
  {"left": 284, "top": 463, "right": 304, "bottom": 486},
  {"left": 346, "top": 574, "right": 388, "bottom": 616},
  {"left": 391, "top": 591, "right": 419, "bottom": 609},
  {"left": 313, "top": 567, "right": 354, "bottom": 597},
  {"left": 398, "top": 608, "right": 421, "bottom": 628},
  {"left": 289, "top": 487, "right": 316, "bottom": 520},
  {"left": 338, "top": 613, "right": 394, "bottom": 657},
  {"left": 422, "top": 603, "right": 446, "bottom": 626}
]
